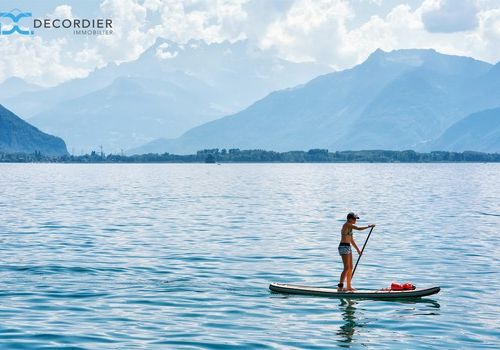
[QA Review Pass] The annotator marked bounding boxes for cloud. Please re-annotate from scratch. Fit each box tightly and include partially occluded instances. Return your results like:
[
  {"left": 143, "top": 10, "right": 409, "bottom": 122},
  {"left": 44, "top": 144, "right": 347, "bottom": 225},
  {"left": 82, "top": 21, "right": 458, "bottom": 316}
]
[
  {"left": 0, "top": 36, "right": 88, "bottom": 86},
  {"left": 258, "top": 1, "right": 430, "bottom": 68},
  {"left": 93, "top": 0, "right": 250, "bottom": 64},
  {"left": 260, "top": 0, "right": 353, "bottom": 67},
  {"left": 154, "top": 0, "right": 249, "bottom": 44},
  {"left": 1, "top": 0, "right": 500, "bottom": 87},
  {"left": 421, "top": 0, "right": 479, "bottom": 33},
  {"left": 74, "top": 45, "right": 106, "bottom": 67},
  {"left": 260, "top": 0, "right": 500, "bottom": 69},
  {"left": 0, "top": 0, "right": 253, "bottom": 86},
  {"left": 96, "top": 0, "right": 161, "bottom": 63},
  {"left": 345, "top": 4, "right": 425, "bottom": 63},
  {"left": 47, "top": 5, "right": 75, "bottom": 19},
  {"left": 463, "top": 8, "right": 500, "bottom": 63},
  {"left": 155, "top": 42, "right": 178, "bottom": 59}
]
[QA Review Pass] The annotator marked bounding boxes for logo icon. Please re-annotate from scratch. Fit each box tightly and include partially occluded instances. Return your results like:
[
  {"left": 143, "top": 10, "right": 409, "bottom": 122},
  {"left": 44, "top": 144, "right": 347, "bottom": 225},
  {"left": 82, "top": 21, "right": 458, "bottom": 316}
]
[{"left": 0, "top": 8, "right": 34, "bottom": 35}]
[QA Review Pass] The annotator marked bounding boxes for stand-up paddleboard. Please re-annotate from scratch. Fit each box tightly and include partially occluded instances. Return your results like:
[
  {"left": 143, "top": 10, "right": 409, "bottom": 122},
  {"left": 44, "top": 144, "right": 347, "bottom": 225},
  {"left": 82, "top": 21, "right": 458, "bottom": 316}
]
[{"left": 269, "top": 283, "right": 440, "bottom": 299}]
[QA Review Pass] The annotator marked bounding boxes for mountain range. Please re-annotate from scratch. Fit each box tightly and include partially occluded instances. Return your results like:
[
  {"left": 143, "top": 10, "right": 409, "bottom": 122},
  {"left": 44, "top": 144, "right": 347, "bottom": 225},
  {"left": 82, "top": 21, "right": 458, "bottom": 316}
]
[
  {"left": 0, "top": 77, "right": 42, "bottom": 101},
  {"left": 1, "top": 39, "right": 330, "bottom": 153},
  {"left": 2, "top": 44, "right": 499, "bottom": 155},
  {"left": 0, "top": 105, "right": 67, "bottom": 156},
  {"left": 431, "top": 107, "right": 500, "bottom": 152},
  {"left": 131, "top": 48, "right": 500, "bottom": 154}
]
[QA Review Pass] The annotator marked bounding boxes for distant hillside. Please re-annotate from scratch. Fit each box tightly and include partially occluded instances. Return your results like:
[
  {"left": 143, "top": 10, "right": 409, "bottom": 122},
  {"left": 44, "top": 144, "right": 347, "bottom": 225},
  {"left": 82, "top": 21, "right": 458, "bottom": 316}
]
[
  {"left": 29, "top": 76, "right": 220, "bottom": 153},
  {"left": 0, "top": 105, "right": 67, "bottom": 156},
  {"left": 0, "top": 77, "right": 42, "bottom": 100},
  {"left": 132, "top": 49, "right": 498, "bottom": 154},
  {"left": 4, "top": 39, "right": 330, "bottom": 153},
  {"left": 431, "top": 107, "right": 500, "bottom": 152}
]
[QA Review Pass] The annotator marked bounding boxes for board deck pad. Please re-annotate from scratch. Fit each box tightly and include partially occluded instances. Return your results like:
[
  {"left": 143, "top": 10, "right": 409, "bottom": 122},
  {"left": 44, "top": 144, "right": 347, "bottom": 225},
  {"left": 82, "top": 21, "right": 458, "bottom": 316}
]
[{"left": 269, "top": 283, "right": 440, "bottom": 299}]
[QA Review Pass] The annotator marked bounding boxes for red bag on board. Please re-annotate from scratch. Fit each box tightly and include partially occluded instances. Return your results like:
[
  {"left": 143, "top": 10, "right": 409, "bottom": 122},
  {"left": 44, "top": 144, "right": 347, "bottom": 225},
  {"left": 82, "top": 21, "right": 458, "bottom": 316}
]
[
  {"left": 402, "top": 283, "right": 416, "bottom": 290},
  {"left": 391, "top": 282, "right": 416, "bottom": 291},
  {"left": 391, "top": 282, "right": 404, "bottom": 290}
]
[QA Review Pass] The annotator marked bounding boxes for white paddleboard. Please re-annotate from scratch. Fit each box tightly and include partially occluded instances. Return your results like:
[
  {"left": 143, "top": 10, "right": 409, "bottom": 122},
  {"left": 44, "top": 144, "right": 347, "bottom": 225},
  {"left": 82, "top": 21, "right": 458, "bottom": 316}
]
[{"left": 269, "top": 283, "right": 440, "bottom": 299}]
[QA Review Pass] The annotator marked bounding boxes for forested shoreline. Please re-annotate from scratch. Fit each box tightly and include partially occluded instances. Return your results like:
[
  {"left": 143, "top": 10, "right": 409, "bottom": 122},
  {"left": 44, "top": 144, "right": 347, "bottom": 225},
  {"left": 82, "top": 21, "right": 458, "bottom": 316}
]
[{"left": 1, "top": 149, "right": 499, "bottom": 163}]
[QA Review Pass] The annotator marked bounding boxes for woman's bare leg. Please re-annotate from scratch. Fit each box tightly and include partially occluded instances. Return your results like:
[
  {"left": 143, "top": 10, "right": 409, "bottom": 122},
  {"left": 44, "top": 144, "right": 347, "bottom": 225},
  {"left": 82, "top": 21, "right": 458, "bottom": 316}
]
[
  {"left": 339, "top": 254, "right": 349, "bottom": 290},
  {"left": 346, "top": 254, "right": 355, "bottom": 291}
]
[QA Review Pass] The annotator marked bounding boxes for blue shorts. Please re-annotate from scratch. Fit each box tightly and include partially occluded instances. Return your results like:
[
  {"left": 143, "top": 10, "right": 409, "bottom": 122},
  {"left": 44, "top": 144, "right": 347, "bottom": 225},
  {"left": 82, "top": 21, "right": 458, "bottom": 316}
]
[{"left": 338, "top": 243, "right": 352, "bottom": 255}]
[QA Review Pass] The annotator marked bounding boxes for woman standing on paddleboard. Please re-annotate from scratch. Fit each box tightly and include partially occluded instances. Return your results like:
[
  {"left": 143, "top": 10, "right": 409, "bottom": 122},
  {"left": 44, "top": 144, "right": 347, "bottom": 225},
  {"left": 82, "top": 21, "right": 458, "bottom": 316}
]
[{"left": 338, "top": 212, "right": 375, "bottom": 291}]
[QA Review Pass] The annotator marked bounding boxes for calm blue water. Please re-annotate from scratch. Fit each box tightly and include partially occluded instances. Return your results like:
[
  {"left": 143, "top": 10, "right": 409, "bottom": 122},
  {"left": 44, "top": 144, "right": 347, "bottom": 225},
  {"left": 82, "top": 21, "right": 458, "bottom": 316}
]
[{"left": 0, "top": 163, "right": 499, "bottom": 349}]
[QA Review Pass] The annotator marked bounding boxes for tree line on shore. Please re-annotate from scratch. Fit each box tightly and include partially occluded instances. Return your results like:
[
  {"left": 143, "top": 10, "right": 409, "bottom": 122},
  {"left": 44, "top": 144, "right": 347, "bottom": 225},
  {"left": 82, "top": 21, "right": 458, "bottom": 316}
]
[{"left": 1, "top": 149, "right": 499, "bottom": 163}]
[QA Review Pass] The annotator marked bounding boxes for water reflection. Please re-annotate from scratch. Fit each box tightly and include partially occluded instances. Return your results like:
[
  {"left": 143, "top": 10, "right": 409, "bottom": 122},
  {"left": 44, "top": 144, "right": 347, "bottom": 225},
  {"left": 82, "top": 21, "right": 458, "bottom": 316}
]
[
  {"left": 389, "top": 298, "right": 442, "bottom": 310},
  {"left": 337, "top": 299, "right": 360, "bottom": 345},
  {"left": 336, "top": 298, "right": 441, "bottom": 347}
]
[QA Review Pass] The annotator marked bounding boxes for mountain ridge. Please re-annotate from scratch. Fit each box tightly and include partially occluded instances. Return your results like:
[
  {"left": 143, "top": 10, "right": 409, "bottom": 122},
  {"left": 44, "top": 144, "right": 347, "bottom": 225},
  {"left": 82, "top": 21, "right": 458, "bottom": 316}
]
[
  {"left": 5, "top": 38, "right": 330, "bottom": 152},
  {"left": 131, "top": 48, "right": 498, "bottom": 154},
  {"left": 0, "top": 104, "right": 68, "bottom": 156},
  {"left": 430, "top": 107, "right": 500, "bottom": 152}
]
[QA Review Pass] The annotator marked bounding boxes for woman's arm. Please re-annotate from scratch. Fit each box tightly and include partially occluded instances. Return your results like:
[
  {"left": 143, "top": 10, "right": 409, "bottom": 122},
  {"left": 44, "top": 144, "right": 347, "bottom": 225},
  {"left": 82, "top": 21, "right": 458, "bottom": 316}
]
[
  {"left": 351, "top": 224, "right": 376, "bottom": 230},
  {"left": 351, "top": 237, "right": 361, "bottom": 255}
]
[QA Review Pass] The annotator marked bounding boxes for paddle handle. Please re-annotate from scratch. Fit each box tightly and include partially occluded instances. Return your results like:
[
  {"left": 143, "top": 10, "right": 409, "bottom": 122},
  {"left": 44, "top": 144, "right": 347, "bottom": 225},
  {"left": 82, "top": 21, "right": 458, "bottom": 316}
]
[{"left": 352, "top": 226, "right": 374, "bottom": 278}]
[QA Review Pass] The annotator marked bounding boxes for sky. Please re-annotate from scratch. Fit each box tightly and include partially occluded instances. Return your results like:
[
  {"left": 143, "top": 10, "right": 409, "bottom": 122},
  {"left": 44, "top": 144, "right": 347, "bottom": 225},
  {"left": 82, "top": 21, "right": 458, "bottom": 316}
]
[{"left": 0, "top": 0, "right": 499, "bottom": 87}]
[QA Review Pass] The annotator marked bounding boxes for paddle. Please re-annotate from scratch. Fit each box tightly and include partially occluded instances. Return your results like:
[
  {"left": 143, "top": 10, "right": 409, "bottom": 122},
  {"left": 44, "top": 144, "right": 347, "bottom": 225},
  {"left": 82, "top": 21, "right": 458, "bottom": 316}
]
[{"left": 352, "top": 226, "right": 374, "bottom": 278}]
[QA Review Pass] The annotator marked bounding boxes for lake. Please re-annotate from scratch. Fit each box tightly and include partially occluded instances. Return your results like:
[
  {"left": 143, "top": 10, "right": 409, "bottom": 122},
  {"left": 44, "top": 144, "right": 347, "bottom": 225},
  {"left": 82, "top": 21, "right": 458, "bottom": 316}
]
[{"left": 0, "top": 163, "right": 498, "bottom": 349}]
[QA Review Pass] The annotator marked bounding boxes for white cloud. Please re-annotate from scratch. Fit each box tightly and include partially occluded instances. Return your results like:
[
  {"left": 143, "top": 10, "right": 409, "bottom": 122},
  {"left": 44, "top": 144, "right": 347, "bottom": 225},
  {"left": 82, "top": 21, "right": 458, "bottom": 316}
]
[
  {"left": 1, "top": 0, "right": 500, "bottom": 87},
  {"left": 74, "top": 46, "right": 106, "bottom": 67},
  {"left": 345, "top": 5, "right": 424, "bottom": 63},
  {"left": 0, "top": 36, "right": 87, "bottom": 86},
  {"left": 260, "top": 0, "right": 353, "bottom": 67},
  {"left": 260, "top": 0, "right": 500, "bottom": 69},
  {"left": 477, "top": 0, "right": 500, "bottom": 10},
  {"left": 154, "top": 0, "right": 249, "bottom": 44},
  {"left": 349, "top": 0, "right": 500, "bottom": 64},
  {"left": 421, "top": 0, "right": 479, "bottom": 33},
  {"left": 96, "top": 0, "right": 161, "bottom": 63},
  {"left": 155, "top": 42, "right": 179, "bottom": 59},
  {"left": 463, "top": 8, "right": 500, "bottom": 63},
  {"left": 93, "top": 0, "right": 251, "bottom": 63},
  {"left": 47, "top": 5, "right": 75, "bottom": 20}
]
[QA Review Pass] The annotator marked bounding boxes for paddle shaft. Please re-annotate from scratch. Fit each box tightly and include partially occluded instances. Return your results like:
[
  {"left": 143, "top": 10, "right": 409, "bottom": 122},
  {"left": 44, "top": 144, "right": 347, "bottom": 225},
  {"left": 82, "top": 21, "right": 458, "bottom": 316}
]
[{"left": 352, "top": 226, "right": 374, "bottom": 278}]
